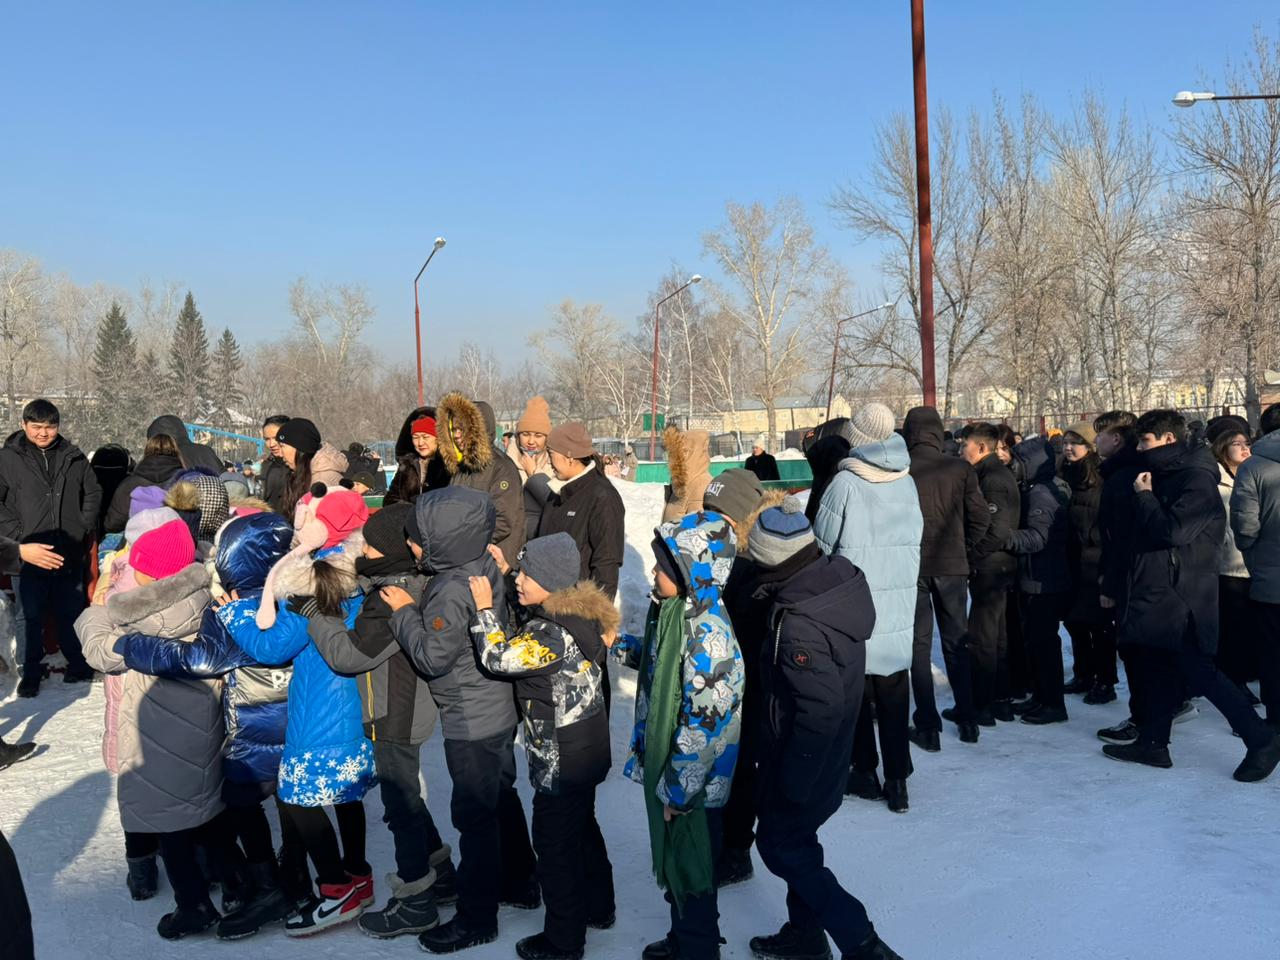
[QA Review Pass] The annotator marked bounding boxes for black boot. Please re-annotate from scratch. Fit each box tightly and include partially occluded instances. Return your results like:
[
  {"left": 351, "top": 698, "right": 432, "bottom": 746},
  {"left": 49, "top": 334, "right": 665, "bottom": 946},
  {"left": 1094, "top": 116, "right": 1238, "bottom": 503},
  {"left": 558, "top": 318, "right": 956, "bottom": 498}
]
[
  {"left": 749, "top": 921, "right": 832, "bottom": 960},
  {"left": 990, "top": 700, "right": 1015, "bottom": 722},
  {"left": 1009, "top": 696, "right": 1040, "bottom": 716},
  {"left": 500, "top": 875, "right": 541, "bottom": 909},
  {"left": 846, "top": 928, "right": 904, "bottom": 960},
  {"left": 957, "top": 721, "right": 979, "bottom": 744},
  {"left": 1233, "top": 733, "right": 1280, "bottom": 783},
  {"left": 157, "top": 899, "right": 220, "bottom": 941},
  {"left": 358, "top": 871, "right": 440, "bottom": 939},
  {"left": 418, "top": 916, "right": 499, "bottom": 954},
  {"left": 906, "top": 727, "right": 940, "bottom": 753},
  {"left": 1083, "top": 682, "right": 1116, "bottom": 705},
  {"left": 127, "top": 855, "right": 159, "bottom": 901},
  {"left": 0, "top": 738, "right": 36, "bottom": 770},
  {"left": 642, "top": 936, "right": 681, "bottom": 960},
  {"left": 516, "top": 933, "right": 584, "bottom": 960},
  {"left": 216, "top": 860, "right": 295, "bottom": 940},
  {"left": 714, "top": 845, "right": 754, "bottom": 887},
  {"left": 1063, "top": 676, "right": 1092, "bottom": 695},
  {"left": 1019, "top": 705, "right": 1068, "bottom": 725},
  {"left": 883, "top": 779, "right": 909, "bottom": 814},
  {"left": 845, "top": 768, "right": 883, "bottom": 801},
  {"left": 429, "top": 845, "right": 458, "bottom": 905},
  {"left": 1102, "top": 741, "right": 1173, "bottom": 769}
]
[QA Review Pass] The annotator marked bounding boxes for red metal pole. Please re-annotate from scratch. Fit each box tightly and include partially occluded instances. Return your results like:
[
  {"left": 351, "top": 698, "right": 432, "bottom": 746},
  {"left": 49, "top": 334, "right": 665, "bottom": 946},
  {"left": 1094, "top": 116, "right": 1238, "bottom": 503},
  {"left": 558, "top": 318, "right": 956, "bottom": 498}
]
[
  {"left": 911, "top": 0, "right": 937, "bottom": 410},
  {"left": 414, "top": 280, "right": 424, "bottom": 407},
  {"left": 649, "top": 302, "right": 660, "bottom": 461},
  {"left": 826, "top": 319, "right": 843, "bottom": 422}
]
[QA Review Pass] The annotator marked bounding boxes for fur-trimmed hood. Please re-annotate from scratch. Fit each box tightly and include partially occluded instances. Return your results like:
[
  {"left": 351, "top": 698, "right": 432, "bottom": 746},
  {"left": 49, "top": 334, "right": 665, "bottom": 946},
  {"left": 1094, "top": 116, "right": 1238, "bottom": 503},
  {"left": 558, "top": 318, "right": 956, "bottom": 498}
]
[
  {"left": 437, "top": 392, "right": 493, "bottom": 474},
  {"left": 104, "top": 563, "right": 211, "bottom": 638},
  {"left": 540, "top": 580, "right": 622, "bottom": 636},
  {"left": 664, "top": 426, "right": 710, "bottom": 496}
]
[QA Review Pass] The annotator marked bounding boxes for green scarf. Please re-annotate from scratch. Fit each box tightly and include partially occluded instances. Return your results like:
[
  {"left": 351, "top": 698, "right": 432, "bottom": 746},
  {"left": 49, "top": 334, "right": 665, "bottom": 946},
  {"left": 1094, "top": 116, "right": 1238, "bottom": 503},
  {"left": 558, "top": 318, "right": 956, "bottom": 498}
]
[{"left": 639, "top": 596, "right": 713, "bottom": 911}]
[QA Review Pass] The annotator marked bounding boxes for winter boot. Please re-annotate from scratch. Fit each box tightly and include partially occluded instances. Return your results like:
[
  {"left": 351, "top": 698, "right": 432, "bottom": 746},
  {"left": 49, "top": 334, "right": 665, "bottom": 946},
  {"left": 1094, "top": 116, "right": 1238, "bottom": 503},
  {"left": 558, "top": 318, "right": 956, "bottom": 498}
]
[
  {"left": 1083, "top": 682, "right": 1116, "bottom": 705},
  {"left": 1063, "top": 676, "right": 1092, "bottom": 695},
  {"left": 1019, "top": 705, "right": 1068, "bottom": 725},
  {"left": 284, "top": 876, "right": 366, "bottom": 937},
  {"left": 500, "top": 875, "right": 542, "bottom": 910},
  {"left": 16, "top": 674, "right": 39, "bottom": 698},
  {"left": 883, "top": 779, "right": 909, "bottom": 814},
  {"left": 586, "top": 909, "right": 616, "bottom": 930},
  {"left": 359, "top": 870, "right": 440, "bottom": 939},
  {"left": 1233, "top": 732, "right": 1280, "bottom": 783},
  {"left": 990, "top": 700, "right": 1015, "bottom": 722},
  {"left": 906, "top": 727, "right": 940, "bottom": 753},
  {"left": 216, "top": 860, "right": 294, "bottom": 940},
  {"left": 0, "top": 738, "right": 36, "bottom": 770},
  {"left": 1009, "top": 695, "right": 1040, "bottom": 716},
  {"left": 957, "top": 721, "right": 980, "bottom": 743},
  {"left": 642, "top": 935, "right": 703, "bottom": 960},
  {"left": 126, "top": 855, "right": 159, "bottom": 901},
  {"left": 157, "top": 900, "right": 220, "bottom": 941},
  {"left": 1172, "top": 701, "right": 1199, "bottom": 724},
  {"left": 714, "top": 846, "right": 754, "bottom": 887},
  {"left": 429, "top": 844, "right": 458, "bottom": 905},
  {"left": 417, "top": 916, "right": 499, "bottom": 954},
  {"left": 749, "top": 921, "right": 833, "bottom": 960},
  {"left": 845, "top": 768, "right": 883, "bottom": 801},
  {"left": 1097, "top": 718, "right": 1139, "bottom": 745},
  {"left": 845, "top": 928, "right": 905, "bottom": 960},
  {"left": 1102, "top": 741, "right": 1173, "bottom": 769},
  {"left": 516, "top": 933, "right": 584, "bottom": 960}
]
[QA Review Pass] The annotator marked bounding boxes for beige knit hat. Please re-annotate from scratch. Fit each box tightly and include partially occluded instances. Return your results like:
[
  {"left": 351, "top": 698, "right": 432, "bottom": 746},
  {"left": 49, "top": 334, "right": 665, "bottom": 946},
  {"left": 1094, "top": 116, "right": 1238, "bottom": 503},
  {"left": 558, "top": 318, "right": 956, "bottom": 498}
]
[
  {"left": 843, "top": 402, "right": 897, "bottom": 450},
  {"left": 517, "top": 396, "right": 553, "bottom": 435}
]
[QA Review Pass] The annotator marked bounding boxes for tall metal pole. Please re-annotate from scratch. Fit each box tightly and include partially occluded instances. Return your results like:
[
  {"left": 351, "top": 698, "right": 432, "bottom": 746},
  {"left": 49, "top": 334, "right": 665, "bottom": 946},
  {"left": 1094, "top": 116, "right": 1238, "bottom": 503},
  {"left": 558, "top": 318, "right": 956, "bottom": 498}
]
[
  {"left": 911, "top": 0, "right": 937, "bottom": 409},
  {"left": 825, "top": 303, "right": 897, "bottom": 422},
  {"left": 648, "top": 276, "right": 701, "bottom": 461},
  {"left": 413, "top": 239, "right": 446, "bottom": 408}
]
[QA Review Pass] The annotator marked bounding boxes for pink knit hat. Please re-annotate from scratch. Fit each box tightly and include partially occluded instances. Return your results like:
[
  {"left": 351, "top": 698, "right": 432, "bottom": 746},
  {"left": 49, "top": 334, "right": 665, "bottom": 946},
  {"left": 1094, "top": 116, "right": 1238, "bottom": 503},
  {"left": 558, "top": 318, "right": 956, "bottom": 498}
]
[{"left": 130, "top": 519, "right": 196, "bottom": 580}]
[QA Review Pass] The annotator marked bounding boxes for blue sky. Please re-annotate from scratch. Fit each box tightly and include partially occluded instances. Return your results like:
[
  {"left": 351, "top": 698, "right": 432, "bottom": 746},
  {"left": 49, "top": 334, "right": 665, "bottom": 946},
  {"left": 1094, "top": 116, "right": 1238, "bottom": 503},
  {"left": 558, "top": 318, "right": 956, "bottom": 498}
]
[{"left": 2, "top": 2, "right": 1273, "bottom": 364}]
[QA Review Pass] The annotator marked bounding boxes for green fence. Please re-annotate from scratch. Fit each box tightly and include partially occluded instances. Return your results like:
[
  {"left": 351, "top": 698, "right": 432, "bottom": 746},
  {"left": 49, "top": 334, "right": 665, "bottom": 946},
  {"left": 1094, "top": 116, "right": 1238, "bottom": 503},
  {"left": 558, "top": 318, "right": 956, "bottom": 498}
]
[{"left": 632, "top": 460, "right": 812, "bottom": 488}]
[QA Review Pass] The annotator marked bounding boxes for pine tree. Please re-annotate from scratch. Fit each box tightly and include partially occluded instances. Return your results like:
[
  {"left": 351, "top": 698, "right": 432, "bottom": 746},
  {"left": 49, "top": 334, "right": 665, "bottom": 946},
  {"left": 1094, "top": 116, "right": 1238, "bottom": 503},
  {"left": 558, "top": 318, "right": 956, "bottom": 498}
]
[
  {"left": 167, "top": 291, "right": 212, "bottom": 421},
  {"left": 137, "top": 349, "right": 163, "bottom": 426},
  {"left": 211, "top": 327, "right": 244, "bottom": 423},
  {"left": 91, "top": 301, "right": 139, "bottom": 444}
]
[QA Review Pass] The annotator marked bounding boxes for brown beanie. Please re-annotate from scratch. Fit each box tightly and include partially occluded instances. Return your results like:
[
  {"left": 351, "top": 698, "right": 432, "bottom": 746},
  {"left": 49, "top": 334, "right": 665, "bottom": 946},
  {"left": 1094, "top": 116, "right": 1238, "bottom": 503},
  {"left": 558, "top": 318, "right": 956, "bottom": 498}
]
[
  {"left": 546, "top": 422, "right": 594, "bottom": 459},
  {"left": 1065, "top": 421, "right": 1097, "bottom": 446},
  {"left": 517, "top": 396, "right": 553, "bottom": 435}
]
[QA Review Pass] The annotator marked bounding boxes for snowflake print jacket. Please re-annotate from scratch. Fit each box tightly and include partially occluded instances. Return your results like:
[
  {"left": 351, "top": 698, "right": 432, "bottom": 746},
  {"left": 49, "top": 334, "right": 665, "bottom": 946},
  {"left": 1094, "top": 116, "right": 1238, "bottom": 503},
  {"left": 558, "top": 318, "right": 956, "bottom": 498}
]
[
  {"left": 470, "top": 580, "right": 620, "bottom": 794},
  {"left": 624, "top": 511, "right": 744, "bottom": 812}
]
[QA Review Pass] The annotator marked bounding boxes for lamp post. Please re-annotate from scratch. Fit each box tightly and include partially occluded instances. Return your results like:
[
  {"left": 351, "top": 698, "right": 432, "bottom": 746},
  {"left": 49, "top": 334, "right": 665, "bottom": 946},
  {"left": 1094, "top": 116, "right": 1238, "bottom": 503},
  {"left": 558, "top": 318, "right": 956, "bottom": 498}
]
[
  {"left": 826, "top": 302, "right": 896, "bottom": 422},
  {"left": 414, "top": 237, "right": 447, "bottom": 407},
  {"left": 911, "top": 0, "right": 937, "bottom": 409},
  {"left": 649, "top": 274, "right": 702, "bottom": 461},
  {"left": 1173, "top": 90, "right": 1280, "bottom": 107}
]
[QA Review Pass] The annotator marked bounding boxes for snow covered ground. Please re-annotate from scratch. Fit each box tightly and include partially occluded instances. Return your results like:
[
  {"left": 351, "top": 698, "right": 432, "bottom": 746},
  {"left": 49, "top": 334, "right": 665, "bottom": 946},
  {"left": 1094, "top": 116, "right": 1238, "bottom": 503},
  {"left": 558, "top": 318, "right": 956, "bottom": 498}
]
[{"left": 3, "top": 480, "right": 1279, "bottom": 959}]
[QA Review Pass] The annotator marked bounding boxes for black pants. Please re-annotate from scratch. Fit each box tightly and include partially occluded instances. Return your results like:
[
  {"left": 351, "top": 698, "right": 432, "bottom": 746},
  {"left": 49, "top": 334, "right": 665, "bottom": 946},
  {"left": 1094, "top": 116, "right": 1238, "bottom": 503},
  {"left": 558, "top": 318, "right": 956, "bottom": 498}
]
[
  {"left": 1129, "top": 630, "right": 1273, "bottom": 749},
  {"left": 1240, "top": 597, "right": 1280, "bottom": 725},
  {"left": 851, "top": 671, "right": 913, "bottom": 780},
  {"left": 1002, "top": 587, "right": 1030, "bottom": 700},
  {"left": 532, "top": 786, "right": 614, "bottom": 952},
  {"left": 1019, "top": 593, "right": 1068, "bottom": 711},
  {"left": 158, "top": 821, "right": 224, "bottom": 910},
  {"left": 1217, "top": 576, "right": 1256, "bottom": 686},
  {"left": 667, "top": 808, "right": 723, "bottom": 960},
  {"left": 721, "top": 683, "right": 758, "bottom": 853},
  {"left": 280, "top": 801, "right": 369, "bottom": 886},
  {"left": 125, "top": 829, "right": 159, "bottom": 860},
  {"left": 1065, "top": 619, "right": 1117, "bottom": 686},
  {"left": 374, "top": 739, "right": 446, "bottom": 884},
  {"left": 12, "top": 569, "right": 89, "bottom": 675},
  {"left": 443, "top": 732, "right": 537, "bottom": 928},
  {"left": 0, "top": 828, "right": 33, "bottom": 960},
  {"left": 968, "top": 571, "right": 1010, "bottom": 712},
  {"left": 228, "top": 801, "right": 275, "bottom": 864},
  {"left": 756, "top": 791, "right": 872, "bottom": 955},
  {"left": 911, "top": 575, "right": 971, "bottom": 728}
]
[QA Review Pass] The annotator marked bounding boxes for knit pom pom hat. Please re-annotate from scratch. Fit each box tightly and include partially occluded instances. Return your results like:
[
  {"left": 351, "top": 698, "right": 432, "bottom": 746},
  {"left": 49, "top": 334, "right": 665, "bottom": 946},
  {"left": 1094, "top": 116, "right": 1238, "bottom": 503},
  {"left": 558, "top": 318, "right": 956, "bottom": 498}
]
[{"left": 749, "top": 496, "right": 816, "bottom": 568}]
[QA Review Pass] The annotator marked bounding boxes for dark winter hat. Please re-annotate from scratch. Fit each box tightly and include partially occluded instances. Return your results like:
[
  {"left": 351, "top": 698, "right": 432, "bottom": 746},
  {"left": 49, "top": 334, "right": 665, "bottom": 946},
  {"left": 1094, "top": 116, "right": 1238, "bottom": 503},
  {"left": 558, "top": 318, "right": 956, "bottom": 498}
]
[
  {"left": 702, "top": 468, "right": 764, "bottom": 523},
  {"left": 364, "top": 502, "right": 414, "bottom": 563},
  {"left": 276, "top": 418, "right": 322, "bottom": 456},
  {"left": 750, "top": 496, "right": 815, "bottom": 568},
  {"left": 519, "top": 533, "right": 581, "bottom": 594},
  {"left": 1206, "top": 415, "right": 1251, "bottom": 445},
  {"left": 547, "top": 422, "right": 594, "bottom": 459},
  {"left": 651, "top": 534, "right": 683, "bottom": 591}
]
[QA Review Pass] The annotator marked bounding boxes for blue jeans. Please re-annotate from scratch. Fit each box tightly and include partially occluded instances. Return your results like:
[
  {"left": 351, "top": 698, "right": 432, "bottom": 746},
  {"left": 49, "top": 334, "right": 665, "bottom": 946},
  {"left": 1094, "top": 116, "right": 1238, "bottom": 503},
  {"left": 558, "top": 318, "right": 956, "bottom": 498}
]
[{"left": 12, "top": 569, "right": 88, "bottom": 675}]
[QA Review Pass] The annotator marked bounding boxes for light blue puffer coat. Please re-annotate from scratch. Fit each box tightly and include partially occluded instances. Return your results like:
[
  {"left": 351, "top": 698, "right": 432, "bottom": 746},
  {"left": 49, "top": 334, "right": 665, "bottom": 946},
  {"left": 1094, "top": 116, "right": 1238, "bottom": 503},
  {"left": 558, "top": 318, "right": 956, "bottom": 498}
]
[{"left": 812, "top": 433, "right": 923, "bottom": 676}]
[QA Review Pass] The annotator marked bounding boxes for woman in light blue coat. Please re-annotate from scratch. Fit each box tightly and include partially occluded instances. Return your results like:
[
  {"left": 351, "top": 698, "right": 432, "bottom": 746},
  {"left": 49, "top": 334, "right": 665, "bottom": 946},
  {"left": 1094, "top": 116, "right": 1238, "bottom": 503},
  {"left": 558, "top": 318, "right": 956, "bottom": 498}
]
[{"left": 813, "top": 403, "right": 923, "bottom": 813}]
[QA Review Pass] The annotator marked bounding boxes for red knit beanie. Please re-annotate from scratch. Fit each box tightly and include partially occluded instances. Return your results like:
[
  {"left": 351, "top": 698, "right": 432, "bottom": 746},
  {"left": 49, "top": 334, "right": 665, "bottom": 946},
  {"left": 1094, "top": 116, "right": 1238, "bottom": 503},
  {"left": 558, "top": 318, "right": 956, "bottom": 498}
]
[
  {"left": 304, "top": 487, "right": 370, "bottom": 548},
  {"left": 411, "top": 417, "right": 437, "bottom": 438},
  {"left": 131, "top": 519, "right": 196, "bottom": 580}
]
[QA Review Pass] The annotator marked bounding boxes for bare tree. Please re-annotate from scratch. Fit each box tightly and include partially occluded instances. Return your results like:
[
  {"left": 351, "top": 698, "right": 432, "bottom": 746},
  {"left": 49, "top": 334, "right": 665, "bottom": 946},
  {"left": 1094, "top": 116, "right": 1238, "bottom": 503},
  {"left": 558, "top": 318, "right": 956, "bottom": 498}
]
[
  {"left": 0, "top": 251, "right": 46, "bottom": 429},
  {"left": 531, "top": 300, "right": 620, "bottom": 424}
]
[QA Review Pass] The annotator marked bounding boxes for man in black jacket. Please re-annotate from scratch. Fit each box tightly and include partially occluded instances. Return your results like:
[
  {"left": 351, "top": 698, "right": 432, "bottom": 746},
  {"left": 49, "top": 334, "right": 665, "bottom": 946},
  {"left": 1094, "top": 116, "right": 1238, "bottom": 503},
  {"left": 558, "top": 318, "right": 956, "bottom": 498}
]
[
  {"left": 1104, "top": 410, "right": 1280, "bottom": 781},
  {"left": 0, "top": 400, "right": 101, "bottom": 696},
  {"left": 959, "top": 423, "right": 1020, "bottom": 724},
  {"left": 902, "top": 406, "right": 990, "bottom": 750},
  {"left": 259, "top": 415, "right": 291, "bottom": 515}
]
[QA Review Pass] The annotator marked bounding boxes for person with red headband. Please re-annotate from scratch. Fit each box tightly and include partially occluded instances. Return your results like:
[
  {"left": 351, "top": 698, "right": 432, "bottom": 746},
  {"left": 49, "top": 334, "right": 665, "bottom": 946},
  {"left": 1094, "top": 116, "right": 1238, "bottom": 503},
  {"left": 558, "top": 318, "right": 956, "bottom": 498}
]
[{"left": 386, "top": 407, "right": 451, "bottom": 506}]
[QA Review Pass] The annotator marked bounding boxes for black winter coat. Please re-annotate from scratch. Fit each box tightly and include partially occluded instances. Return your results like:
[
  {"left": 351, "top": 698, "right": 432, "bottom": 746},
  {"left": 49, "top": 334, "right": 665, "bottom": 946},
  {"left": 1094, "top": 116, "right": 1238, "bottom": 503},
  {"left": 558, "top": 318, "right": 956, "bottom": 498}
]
[
  {"left": 745, "top": 452, "right": 780, "bottom": 482},
  {"left": 1119, "top": 443, "right": 1224, "bottom": 654},
  {"left": 1062, "top": 457, "right": 1104, "bottom": 623},
  {"left": 969, "top": 453, "right": 1019, "bottom": 581},
  {"left": 1007, "top": 437, "right": 1071, "bottom": 595},
  {"left": 902, "top": 407, "right": 990, "bottom": 576},
  {"left": 259, "top": 456, "right": 290, "bottom": 515},
  {"left": 759, "top": 552, "right": 875, "bottom": 816},
  {"left": 1097, "top": 445, "right": 1142, "bottom": 605},
  {"left": 104, "top": 453, "right": 183, "bottom": 533},
  {"left": 536, "top": 464, "right": 626, "bottom": 600},
  {"left": 0, "top": 434, "right": 101, "bottom": 573},
  {"left": 803, "top": 436, "right": 851, "bottom": 525}
]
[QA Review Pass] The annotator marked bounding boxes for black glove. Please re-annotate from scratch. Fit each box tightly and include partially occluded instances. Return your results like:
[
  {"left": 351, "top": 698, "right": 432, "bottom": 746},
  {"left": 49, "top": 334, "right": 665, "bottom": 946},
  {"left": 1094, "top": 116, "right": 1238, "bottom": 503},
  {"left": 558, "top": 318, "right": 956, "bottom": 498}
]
[{"left": 287, "top": 596, "right": 322, "bottom": 619}]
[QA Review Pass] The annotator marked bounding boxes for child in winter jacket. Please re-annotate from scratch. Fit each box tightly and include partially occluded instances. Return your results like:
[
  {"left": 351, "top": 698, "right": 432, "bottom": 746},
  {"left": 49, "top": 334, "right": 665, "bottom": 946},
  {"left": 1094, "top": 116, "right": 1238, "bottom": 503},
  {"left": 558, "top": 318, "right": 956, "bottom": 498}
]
[
  {"left": 383, "top": 485, "right": 537, "bottom": 954},
  {"left": 467, "top": 532, "right": 618, "bottom": 960},
  {"left": 77, "top": 519, "right": 226, "bottom": 941},
  {"left": 747, "top": 497, "right": 903, "bottom": 960},
  {"left": 626, "top": 510, "right": 743, "bottom": 960},
  {"left": 119, "top": 511, "right": 302, "bottom": 941},
  {"left": 223, "top": 484, "right": 376, "bottom": 936},
  {"left": 306, "top": 501, "right": 457, "bottom": 940}
]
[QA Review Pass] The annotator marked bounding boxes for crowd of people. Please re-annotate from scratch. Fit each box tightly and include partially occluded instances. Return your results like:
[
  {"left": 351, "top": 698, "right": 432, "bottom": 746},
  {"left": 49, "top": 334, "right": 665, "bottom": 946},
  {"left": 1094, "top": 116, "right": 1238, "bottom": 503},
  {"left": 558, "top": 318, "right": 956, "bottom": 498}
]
[{"left": 2, "top": 391, "right": 1280, "bottom": 960}]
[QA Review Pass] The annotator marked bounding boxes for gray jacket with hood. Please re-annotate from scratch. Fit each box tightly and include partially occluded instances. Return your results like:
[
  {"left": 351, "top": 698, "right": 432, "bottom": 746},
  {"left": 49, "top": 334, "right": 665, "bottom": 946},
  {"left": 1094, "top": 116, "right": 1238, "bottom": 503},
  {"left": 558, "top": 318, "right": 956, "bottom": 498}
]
[{"left": 1231, "top": 429, "right": 1280, "bottom": 601}]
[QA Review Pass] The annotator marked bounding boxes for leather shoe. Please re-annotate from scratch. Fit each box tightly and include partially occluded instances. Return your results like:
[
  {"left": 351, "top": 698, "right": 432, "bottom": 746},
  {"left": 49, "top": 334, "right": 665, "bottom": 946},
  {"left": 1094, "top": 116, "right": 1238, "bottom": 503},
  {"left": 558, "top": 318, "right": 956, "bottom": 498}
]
[{"left": 907, "top": 727, "right": 940, "bottom": 752}]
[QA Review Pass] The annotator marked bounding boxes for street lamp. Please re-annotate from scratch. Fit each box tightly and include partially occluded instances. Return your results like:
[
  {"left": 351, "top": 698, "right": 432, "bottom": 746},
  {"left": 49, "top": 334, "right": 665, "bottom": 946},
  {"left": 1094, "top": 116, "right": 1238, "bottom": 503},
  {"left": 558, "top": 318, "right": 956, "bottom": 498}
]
[
  {"left": 649, "top": 274, "right": 702, "bottom": 461},
  {"left": 910, "top": 0, "right": 937, "bottom": 409},
  {"left": 414, "top": 237, "right": 447, "bottom": 407},
  {"left": 1173, "top": 90, "right": 1280, "bottom": 107},
  {"left": 826, "top": 302, "right": 896, "bottom": 422}
]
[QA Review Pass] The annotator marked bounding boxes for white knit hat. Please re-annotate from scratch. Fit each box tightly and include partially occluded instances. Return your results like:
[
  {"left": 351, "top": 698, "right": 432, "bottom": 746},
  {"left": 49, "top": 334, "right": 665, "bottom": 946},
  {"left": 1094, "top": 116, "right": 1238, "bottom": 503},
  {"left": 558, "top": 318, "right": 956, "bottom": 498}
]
[{"left": 843, "top": 402, "right": 896, "bottom": 450}]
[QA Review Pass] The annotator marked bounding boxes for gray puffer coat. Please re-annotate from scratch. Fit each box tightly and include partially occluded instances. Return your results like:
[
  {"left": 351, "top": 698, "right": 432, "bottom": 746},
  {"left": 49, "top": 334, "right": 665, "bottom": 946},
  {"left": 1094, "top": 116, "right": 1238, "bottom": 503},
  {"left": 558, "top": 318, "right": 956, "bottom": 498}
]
[{"left": 77, "top": 564, "right": 224, "bottom": 833}]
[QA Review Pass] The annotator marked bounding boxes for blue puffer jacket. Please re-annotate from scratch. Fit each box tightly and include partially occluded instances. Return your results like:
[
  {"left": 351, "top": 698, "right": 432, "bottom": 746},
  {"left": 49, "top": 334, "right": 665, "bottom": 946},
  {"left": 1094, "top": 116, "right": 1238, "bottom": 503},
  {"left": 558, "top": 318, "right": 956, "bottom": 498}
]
[
  {"left": 223, "top": 536, "right": 374, "bottom": 807},
  {"left": 812, "top": 433, "right": 922, "bottom": 676},
  {"left": 120, "top": 513, "right": 295, "bottom": 787}
]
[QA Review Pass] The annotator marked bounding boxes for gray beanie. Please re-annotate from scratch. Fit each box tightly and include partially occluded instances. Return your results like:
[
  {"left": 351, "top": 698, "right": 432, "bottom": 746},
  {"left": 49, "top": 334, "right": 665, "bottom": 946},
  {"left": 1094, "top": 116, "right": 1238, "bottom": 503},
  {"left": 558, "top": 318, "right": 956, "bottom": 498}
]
[
  {"left": 520, "top": 532, "right": 582, "bottom": 594},
  {"left": 749, "top": 496, "right": 815, "bottom": 568},
  {"left": 841, "top": 402, "right": 897, "bottom": 450},
  {"left": 702, "top": 468, "right": 765, "bottom": 523}
]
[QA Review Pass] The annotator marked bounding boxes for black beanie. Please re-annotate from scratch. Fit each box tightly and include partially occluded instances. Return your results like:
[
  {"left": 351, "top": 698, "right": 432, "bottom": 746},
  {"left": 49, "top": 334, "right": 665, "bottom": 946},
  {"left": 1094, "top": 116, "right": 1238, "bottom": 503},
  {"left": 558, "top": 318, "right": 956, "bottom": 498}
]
[
  {"left": 364, "top": 503, "right": 414, "bottom": 563},
  {"left": 277, "top": 418, "right": 322, "bottom": 456}
]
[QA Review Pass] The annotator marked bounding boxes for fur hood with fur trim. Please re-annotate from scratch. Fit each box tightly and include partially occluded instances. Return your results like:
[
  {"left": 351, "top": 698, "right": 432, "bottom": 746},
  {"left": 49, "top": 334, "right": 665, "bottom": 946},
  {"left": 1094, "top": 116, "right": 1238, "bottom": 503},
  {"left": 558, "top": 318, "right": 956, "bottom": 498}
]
[
  {"left": 437, "top": 391, "right": 494, "bottom": 474},
  {"left": 662, "top": 426, "right": 713, "bottom": 523}
]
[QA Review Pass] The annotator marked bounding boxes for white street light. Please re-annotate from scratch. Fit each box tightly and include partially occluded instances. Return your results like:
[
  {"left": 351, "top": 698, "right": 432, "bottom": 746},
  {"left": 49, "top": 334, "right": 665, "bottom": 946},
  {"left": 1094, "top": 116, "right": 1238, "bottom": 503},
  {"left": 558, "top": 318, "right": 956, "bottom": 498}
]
[
  {"left": 1173, "top": 90, "right": 1279, "bottom": 108},
  {"left": 1173, "top": 91, "right": 1216, "bottom": 108},
  {"left": 434, "top": 237, "right": 447, "bottom": 249}
]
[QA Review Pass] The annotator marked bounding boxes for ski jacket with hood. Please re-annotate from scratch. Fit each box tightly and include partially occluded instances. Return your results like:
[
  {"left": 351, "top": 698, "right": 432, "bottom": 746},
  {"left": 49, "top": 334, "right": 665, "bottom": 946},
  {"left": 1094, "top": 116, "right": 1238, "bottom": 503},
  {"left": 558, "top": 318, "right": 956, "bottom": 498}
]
[
  {"left": 1231, "top": 429, "right": 1280, "bottom": 600},
  {"left": 385, "top": 405, "right": 451, "bottom": 506},
  {"left": 536, "top": 460, "right": 626, "bottom": 600},
  {"left": 77, "top": 563, "right": 224, "bottom": 833},
  {"left": 436, "top": 392, "right": 526, "bottom": 567},
  {"left": 104, "top": 453, "right": 183, "bottom": 533},
  {"left": 812, "top": 433, "right": 921, "bottom": 676},
  {"left": 471, "top": 580, "right": 618, "bottom": 794},
  {"left": 0, "top": 432, "right": 101, "bottom": 573},
  {"left": 147, "top": 415, "right": 225, "bottom": 475},
  {"left": 1007, "top": 436, "right": 1072, "bottom": 595},
  {"left": 390, "top": 485, "right": 518, "bottom": 742},
  {"left": 901, "top": 407, "right": 989, "bottom": 577},
  {"left": 118, "top": 513, "right": 295, "bottom": 789},
  {"left": 661, "top": 426, "right": 713, "bottom": 523}
]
